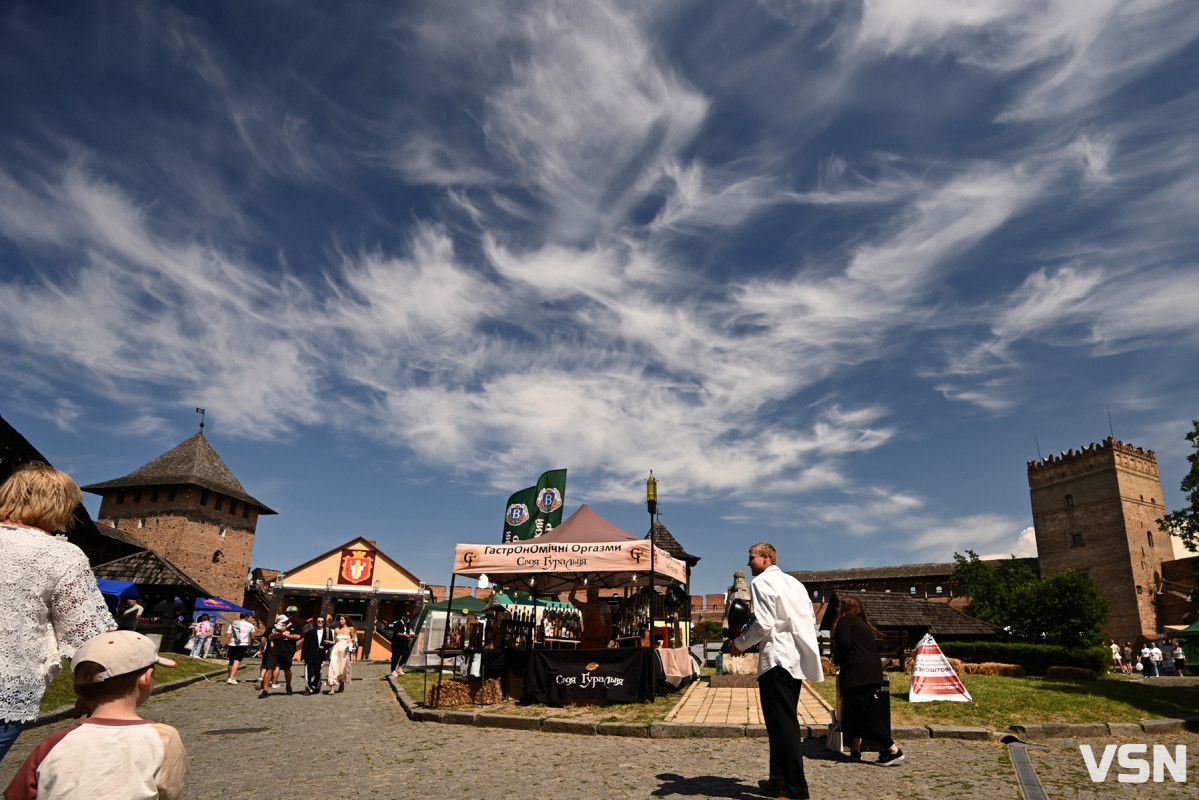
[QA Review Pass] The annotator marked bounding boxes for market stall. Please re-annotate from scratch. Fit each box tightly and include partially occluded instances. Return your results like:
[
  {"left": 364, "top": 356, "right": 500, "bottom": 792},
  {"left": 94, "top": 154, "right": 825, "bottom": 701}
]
[{"left": 442, "top": 504, "right": 694, "bottom": 704}]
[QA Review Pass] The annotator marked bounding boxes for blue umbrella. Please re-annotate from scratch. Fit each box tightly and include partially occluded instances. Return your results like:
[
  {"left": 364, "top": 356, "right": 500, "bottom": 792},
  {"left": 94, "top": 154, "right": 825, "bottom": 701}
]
[
  {"left": 97, "top": 580, "right": 139, "bottom": 599},
  {"left": 195, "top": 596, "right": 251, "bottom": 613}
]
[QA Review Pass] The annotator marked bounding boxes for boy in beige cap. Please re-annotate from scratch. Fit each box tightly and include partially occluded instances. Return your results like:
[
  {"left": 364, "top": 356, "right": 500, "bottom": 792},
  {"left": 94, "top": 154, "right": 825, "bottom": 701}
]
[{"left": 4, "top": 630, "right": 188, "bottom": 800}]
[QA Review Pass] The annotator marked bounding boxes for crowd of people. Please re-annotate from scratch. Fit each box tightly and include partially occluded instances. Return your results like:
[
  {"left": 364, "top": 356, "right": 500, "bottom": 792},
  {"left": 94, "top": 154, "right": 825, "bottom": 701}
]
[{"left": 1107, "top": 638, "right": 1188, "bottom": 677}]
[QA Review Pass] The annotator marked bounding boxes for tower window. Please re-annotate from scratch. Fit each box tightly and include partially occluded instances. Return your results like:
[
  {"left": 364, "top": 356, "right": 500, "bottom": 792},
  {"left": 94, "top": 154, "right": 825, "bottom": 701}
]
[
  {"left": 213, "top": 550, "right": 224, "bottom": 563},
  {"left": 132, "top": 489, "right": 141, "bottom": 503},
  {"left": 150, "top": 488, "right": 159, "bottom": 502},
  {"left": 168, "top": 487, "right": 176, "bottom": 501},
  {"left": 910, "top": 586, "right": 916, "bottom": 595},
  {"left": 214, "top": 496, "right": 223, "bottom": 511},
  {"left": 936, "top": 586, "right": 943, "bottom": 594},
  {"left": 200, "top": 490, "right": 209, "bottom": 506},
  {"left": 137, "top": 518, "right": 146, "bottom": 529},
  {"left": 243, "top": 505, "right": 250, "bottom": 519},
  {"left": 229, "top": 500, "right": 237, "bottom": 517},
  {"left": 1147, "top": 530, "right": 1154, "bottom": 547},
  {"left": 116, "top": 491, "right": 125, "bottom": 504},
  {"left": 1065, "top": 494, "right": 1073, "bottom": 507},
  {"left": 1070, "top": 532, "right": 1085, "bottom": 547}
]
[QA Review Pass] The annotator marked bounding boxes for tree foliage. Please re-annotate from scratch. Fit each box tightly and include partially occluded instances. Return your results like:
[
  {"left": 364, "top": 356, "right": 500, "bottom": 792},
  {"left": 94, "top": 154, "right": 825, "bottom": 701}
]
[
  {"left": 691, "top": 620, "right": 723, "bottom": 642},
  {"left": 1158, "top": 419, "right": 1199, "bottom": 552},
  {"left": 951, "top": 550, "right": 1037, "bottom": 627},
  {"left": 951, "top": 551, "right": 1109, "bottom": 648}
]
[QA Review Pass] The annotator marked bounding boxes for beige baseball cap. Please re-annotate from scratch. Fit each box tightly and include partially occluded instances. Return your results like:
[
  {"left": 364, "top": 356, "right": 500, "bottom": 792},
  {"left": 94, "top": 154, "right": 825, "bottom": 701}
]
[{"left": 72, "top": 631, "right": 177, "bottom": 683}]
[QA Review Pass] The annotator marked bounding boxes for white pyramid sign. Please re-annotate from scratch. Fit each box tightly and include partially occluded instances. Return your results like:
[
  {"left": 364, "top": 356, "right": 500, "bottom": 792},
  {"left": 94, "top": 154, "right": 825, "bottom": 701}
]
[{"left": 909, "top": 633, "right": 972, "bottom": 703}]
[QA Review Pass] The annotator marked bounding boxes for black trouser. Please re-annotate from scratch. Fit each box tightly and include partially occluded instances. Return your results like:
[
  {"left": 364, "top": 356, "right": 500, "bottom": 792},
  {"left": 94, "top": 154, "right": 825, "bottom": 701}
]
[
  {"left": 759, "top": 666, "right": 809, "bottom": 800},
  {"left": 304, "top": 660, "right": 324, "bottom": 693},
  {"left": 841, "top": 683, "right": 894, "bottom": 750},
  {"left": 390, "top": 639, "right": 411, "bottom": 672}
]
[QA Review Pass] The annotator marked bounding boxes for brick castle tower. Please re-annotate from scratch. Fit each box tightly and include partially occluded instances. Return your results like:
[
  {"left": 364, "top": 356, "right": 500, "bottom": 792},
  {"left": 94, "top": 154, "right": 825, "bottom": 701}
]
[
  {"left": 83, "top": 433, "right": 275, "bottom": 604},
  {"left": 1027, "top": 437, "right": 1171, "bottom": 642}
]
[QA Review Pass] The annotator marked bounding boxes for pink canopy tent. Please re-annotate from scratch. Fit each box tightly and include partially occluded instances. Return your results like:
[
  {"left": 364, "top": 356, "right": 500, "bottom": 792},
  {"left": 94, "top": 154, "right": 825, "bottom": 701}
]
[{"left": 452, "top": 504, "right": 687, "bottom": 595}]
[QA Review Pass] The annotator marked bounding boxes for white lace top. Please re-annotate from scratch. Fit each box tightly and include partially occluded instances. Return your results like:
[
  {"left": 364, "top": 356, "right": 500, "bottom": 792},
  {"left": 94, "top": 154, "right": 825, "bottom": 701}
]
[{"left": 0, "top": 523, "right": 116, "bottom": 722}]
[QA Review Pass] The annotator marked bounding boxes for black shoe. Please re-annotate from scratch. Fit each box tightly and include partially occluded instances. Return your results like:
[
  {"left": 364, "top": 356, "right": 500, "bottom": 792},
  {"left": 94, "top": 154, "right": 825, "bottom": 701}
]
[
  {"left": 285, "top": 685, "right": 293, "bottom": 695},
  {"left": 877, "top": 748, "right": 905, "bottom": 766},
  {"left": 849, "top": 750, "right": 861, "bottom": 761},
  {"left": 303, "top": 688, "right": 311, "bottom": 696},
  {"left": 258, "top": 690, "right": 269, "bottom": 699}
]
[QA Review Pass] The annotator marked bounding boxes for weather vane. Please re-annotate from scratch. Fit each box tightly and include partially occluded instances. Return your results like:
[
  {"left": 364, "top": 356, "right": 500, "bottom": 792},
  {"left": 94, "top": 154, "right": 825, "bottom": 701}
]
[{"left": 196, "top": 407, "right": 206, "bottom": 433}]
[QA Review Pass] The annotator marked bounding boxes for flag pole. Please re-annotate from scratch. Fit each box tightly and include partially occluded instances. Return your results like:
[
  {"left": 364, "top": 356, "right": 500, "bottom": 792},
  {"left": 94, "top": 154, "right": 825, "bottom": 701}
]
[{"left": 646, "top": 471, "right": 658, "bottom": 702}]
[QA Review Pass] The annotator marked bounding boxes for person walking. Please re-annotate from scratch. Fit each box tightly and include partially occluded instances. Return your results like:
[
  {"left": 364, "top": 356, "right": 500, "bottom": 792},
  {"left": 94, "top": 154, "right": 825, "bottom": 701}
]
[
  {"left": 192, "top": 613, "right": 214, "bottom": 659},
  {"left": 1108, "top": 639, "right": 1122, "bottom": 674},
  {"left": 0, "top": 462, "right": 115, "bottom": 762},
  {"left": 388, "top": 604, "right": 416, "bottom": 677},
  {"left": 223, "top": 612, "right": 256, "bottom": 684},
  {"left": 1172, "top": 639, "right": 1187, "bottom": 676},
  {"left": 301, "top": 616, "right": 334, "bottom": 695},
  {"left": 729, "top": 542, "right": 823, "bottom": 800},
  {"left": 832, "top": 596, "right": 903, "bottom": 765},
  {"left": 1150, "top": 642, "right": 1164, "bottom": 677},
  {"left": 327, "top": 616, "right": 356, "bottom": 693},
  {"left": 1121, "top": 642, "right": 1134, "bottom": 675}
]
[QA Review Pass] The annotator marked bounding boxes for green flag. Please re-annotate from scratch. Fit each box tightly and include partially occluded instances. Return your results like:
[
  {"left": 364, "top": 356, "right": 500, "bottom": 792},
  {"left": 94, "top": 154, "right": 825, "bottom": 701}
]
[
  {"left": 531, "top": 468, "right": 567, "bottom": 537},
  {"left": 502, "top": 485, "right": 536, "bottom": 542}
]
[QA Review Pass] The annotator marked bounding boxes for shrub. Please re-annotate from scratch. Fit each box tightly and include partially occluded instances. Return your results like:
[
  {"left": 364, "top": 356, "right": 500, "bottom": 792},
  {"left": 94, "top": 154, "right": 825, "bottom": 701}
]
[
  {"left": 1046, "top": 666, "right": 1097, "bottom": 681},
  {"left": 937, "top": 641, "right": 1111, "bottom": 676}
]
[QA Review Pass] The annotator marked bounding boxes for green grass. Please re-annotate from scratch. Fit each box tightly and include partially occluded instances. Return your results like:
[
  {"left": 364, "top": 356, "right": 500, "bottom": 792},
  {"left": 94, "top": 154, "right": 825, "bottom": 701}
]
[
  {"left": 806, "top": 671, "right": 1199, "bottom": 729},
  {"left": 40, "top": 655, "right": 226, "bottom": 712},
  {"left": 399, "top": 666, "right": 1197, "bottom": 729}
]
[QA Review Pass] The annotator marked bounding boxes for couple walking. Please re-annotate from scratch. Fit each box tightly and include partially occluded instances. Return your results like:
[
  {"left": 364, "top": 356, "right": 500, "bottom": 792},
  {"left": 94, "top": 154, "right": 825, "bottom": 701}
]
[{"left": 303, "top": 615, "right": 356, "bottom": 694}]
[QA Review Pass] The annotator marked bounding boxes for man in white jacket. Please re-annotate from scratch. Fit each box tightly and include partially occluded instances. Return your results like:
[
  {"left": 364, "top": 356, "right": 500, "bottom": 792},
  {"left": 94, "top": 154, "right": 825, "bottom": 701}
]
[{"left": 730, "top": 542, "right": 823, "bottom": 800}]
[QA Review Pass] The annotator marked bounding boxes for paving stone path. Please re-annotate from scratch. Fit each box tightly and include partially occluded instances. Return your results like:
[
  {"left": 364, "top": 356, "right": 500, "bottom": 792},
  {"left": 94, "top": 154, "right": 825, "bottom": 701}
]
[{"left": 2, "top": 661, "right": 1197, "bottom": 799}]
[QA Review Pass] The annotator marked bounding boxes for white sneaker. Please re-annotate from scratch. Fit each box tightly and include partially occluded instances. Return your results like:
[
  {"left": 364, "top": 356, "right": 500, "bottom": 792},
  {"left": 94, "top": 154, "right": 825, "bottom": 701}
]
[
  {"left": 389, "top": 671, "right": 398, "bottom": 677},
  {"left": 271, "top": 683, "right": 282, "bottom": 689},
  {"left": 225, "top": 678, "right": 238, "bottom": 685}
]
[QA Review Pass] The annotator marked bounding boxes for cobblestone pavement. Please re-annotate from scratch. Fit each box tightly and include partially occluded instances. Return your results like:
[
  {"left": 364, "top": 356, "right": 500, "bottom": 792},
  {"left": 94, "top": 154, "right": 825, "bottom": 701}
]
[{"left": 3, "top": 661, "right": 1197, "bottom": 799}]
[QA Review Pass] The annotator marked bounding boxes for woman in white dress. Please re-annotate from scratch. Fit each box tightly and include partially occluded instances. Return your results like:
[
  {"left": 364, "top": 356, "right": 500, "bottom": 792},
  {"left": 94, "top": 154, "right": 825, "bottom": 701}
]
[{"left": 326, "top": 616, "right": 355, "bottom": 693}]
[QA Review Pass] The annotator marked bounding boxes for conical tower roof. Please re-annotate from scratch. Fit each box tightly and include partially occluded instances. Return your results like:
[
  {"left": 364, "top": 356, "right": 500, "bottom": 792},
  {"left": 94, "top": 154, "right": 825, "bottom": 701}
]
[
  {"left": 646, "top": 519, "right": 699, "bottom": 567},
  {"left": 82, "top": 433, "right": 276, "bottom": 514}
]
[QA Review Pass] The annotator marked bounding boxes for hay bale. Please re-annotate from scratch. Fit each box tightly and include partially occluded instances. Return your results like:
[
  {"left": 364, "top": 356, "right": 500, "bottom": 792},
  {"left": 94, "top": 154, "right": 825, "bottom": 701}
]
[
  {"left": 1046, "top": 665, "right": 1097, "bottom": 681},
  {"left": 425, "top": 678, "right": 502, "bottom": 707},
  {"left": 821, "top": 656, "right": 834, "bottom": 675},
  {"left": 962, "top": 662, "right": 1025, "bottom": 677}
]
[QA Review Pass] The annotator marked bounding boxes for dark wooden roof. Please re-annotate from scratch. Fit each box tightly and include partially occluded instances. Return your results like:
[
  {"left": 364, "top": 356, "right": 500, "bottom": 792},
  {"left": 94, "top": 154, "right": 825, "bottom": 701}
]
[
  {"left": 93, "top": 549, "right": 214, "bottom": 596},
  {"left": 793, "top": 561, "right": 959, "bottom": 583},
  {"left": 791, "top": 557, "right": 1037, "bottom": 584},
  {"left": 82, "top": 433, "right": 276, "bottom": 514},
  {"left": 646, "top": 520, "right": 700, "bottom": 568},
  {"left": 820, "top": 591, "right": 1001, "bottom": 637}
]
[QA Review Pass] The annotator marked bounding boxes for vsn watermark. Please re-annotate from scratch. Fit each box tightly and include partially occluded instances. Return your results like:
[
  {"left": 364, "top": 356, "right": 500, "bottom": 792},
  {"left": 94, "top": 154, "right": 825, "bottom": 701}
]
[{"left": 1080, "top": 744, "right": 1187, "bottom": 783}]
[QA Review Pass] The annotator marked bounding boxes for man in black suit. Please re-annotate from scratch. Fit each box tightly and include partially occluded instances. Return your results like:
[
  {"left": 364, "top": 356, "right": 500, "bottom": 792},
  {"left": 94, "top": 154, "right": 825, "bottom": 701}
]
[{"left": 300, "top": 615, "right": 334, "bottom": 695}]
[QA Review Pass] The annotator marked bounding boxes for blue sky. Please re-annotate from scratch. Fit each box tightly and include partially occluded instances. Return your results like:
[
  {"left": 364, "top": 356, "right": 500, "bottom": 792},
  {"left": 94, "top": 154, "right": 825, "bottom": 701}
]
[{"left": 2, "top": 1, "right": 1197, "bottom": 597}]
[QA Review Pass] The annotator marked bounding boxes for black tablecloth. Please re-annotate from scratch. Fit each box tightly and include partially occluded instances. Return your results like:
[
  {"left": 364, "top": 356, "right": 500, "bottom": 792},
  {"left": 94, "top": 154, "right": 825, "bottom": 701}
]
[{"left": 523, "top": 647, "right": 665, "bottom": 705}]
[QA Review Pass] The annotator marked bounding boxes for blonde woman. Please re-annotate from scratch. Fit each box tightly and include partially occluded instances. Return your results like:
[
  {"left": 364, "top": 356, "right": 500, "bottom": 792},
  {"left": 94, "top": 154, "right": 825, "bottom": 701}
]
[
  {"left": 326, "top": 615, "right": 355, "bottom": 693},
  {"left": 0, "top": 463, "right": 115, "bottom": 761}
]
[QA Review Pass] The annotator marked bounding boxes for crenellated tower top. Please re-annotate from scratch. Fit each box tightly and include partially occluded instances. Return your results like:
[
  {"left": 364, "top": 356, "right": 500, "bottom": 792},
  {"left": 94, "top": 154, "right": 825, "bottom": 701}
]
[{"left": 1027, "top": 435, "right": 1156, "bottom": 475}]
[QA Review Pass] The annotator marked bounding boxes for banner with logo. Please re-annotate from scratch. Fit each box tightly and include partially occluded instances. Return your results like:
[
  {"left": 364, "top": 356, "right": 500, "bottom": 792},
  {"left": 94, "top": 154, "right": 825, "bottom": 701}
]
[
  {"left": 453, "top": 539, "right": 688, "bottom": 589},
  {"left": 909, "top": 633, "right": 972, "bottom": 702},
  {"left": 337, "top": 548, "right": 377, "bottom": 586},
  {"left": 502, "top": 485, "right": 537, "bottom": 542},
  {"left": 502, "top": 469, "right": 567, "bottom": 541},
  {"left": 531, "top": 469, "right": 567, "bottom": 537}
]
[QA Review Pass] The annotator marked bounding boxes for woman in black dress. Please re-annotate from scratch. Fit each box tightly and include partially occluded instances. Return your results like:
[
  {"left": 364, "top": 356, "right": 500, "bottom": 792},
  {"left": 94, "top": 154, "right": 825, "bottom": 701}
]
[{"left": 832, "top": 596, "right": 904, "bottom": 765}]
